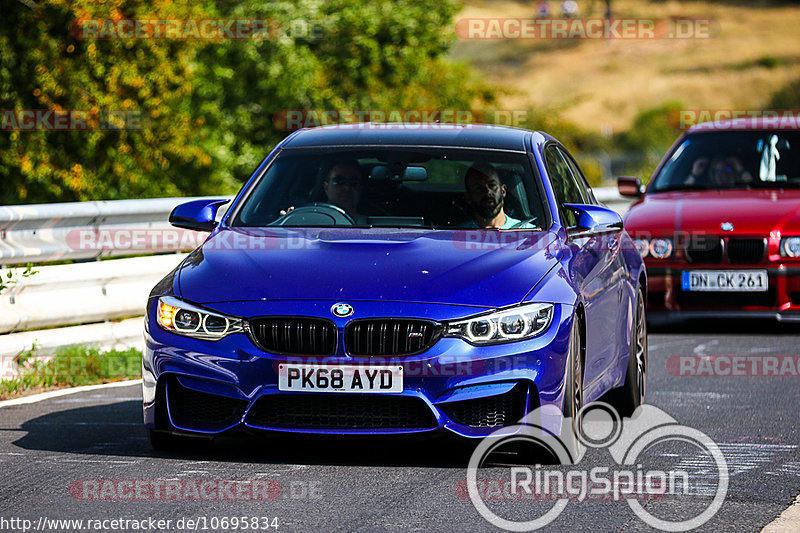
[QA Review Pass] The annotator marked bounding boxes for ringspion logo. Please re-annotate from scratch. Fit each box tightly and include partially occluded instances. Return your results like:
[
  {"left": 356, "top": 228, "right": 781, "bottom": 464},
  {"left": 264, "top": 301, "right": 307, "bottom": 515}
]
[{"left": 466, "top": 403, "right": 728, "bottom": 531}]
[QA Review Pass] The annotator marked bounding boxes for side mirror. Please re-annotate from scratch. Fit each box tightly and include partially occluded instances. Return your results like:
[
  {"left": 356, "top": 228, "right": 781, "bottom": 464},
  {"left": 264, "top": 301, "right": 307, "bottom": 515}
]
[
  {"left": 617, "top": 176, "right": 644, "bottom": 197},
  {"left": 563, "top": 203, "right": 623, "bottom": 235},
  {"left": 169, "top": 199, "right": 230, "bottom": 232}
]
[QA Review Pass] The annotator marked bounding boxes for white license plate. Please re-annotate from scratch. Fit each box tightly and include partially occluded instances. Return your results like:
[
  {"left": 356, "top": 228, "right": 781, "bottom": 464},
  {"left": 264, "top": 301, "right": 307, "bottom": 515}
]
[
  {"left": 681, "top": 270, "right": 768, "bottom": 292},
  {"left": 278, "top": 364, "right": 403, "bottom": 393}
]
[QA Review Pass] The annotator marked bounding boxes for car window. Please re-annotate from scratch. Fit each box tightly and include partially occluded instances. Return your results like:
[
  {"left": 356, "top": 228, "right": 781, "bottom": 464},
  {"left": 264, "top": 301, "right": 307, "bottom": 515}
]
[
  {"left": 560, "top": 148, "right": 595, "bottom": 203},
  {"left": 231, "top": 148, "right": 547, "bottom": 229},
  {"left": 651, "top": 131, "right": 800, "bottom": 192},
  {"left": 544, "top": 145, "right": 585, "bottom": 227}
]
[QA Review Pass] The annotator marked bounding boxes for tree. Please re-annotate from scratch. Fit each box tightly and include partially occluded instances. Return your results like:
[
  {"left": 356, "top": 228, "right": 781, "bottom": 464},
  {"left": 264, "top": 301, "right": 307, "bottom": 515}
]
[
  {"left": 0, "top": 0, "right": 226, "bottom": 204},
  {"left": 1, "top": 0, "right": 492, "bottom": 204}
]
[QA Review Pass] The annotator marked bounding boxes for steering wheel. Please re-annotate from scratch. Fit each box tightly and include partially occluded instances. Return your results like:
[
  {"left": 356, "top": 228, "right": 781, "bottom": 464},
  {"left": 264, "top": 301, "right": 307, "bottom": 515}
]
[{"left": 269, "top": 202, "right": 355, "bottom": 226}]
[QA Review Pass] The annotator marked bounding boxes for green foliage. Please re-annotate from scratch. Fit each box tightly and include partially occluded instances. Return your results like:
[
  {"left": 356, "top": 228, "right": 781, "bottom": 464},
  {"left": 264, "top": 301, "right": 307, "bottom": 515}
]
[
  {"left": 615, "top": 101, "right": 685, "bottom": 182},
  {"left": 768, "top": 76, "right": 800, "bottom": 108},
  {"left": 489, "top": 108, "right": 610, "bottom": 186},
  {"left": 190, "top": 0, "right": 494, "bottom": 186},
  {"left": 0, "top": 0, "right": 218, "bottom": 203},
  {"left": 0, "top": 264, "right": 38, "bottom": 295},
  {"left": 1, "top": 345, "right": 141, "bottom": 398},
  {"left": 1, "top": 0, "right": 492, "bottom": 204}
]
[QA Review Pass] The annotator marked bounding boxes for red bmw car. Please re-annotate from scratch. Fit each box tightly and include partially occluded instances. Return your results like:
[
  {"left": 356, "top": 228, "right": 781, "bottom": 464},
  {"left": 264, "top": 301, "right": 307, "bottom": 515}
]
[{"left": 620, "top": 119, "right": 800, "bottom": 323}]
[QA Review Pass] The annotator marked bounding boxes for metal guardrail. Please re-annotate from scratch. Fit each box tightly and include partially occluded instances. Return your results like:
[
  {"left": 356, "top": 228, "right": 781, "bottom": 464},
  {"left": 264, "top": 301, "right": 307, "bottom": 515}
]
[
  {"left": 0, "top": 254, "right": 187, "bottom": 335},
  {"left": 594, "top": 187, "right": 634, "bottom": 216},
  {"left": 0, "top": 197, "right": 223, "bottom": 265},
  {"left": 0, "top": 189, "right": 631, "bottom": 266},
  {"left": 0, "top": 188, "right": 633, "bottom": 359}
]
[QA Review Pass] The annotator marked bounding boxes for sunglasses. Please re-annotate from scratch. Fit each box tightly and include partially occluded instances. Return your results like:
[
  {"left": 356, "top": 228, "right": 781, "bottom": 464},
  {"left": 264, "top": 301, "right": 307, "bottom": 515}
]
[
  {"left": 715, "top": 165, "right": 735, "bottom": 175},
  {"left": 329, "top": 176, "right": 361, "bottom": 187}
]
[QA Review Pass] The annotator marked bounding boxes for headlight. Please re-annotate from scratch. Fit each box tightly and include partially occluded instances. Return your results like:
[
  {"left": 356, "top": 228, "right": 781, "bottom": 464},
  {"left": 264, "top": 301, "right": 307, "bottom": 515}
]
[
  {"left": 633, "top": 238, "right": 673, "bottom": 259},
  {"left": 649, "top": 238, "right": 673, "bottom": 259},
  {"left": 443, "top": 303, "right": 554, "bottom": 345},
  {"left": 156, "top": 296, "right": 243, "bottom": 340},
  {"left": 781, "top": 237, "right": 800, "bottom": 258},
  {"left": 633, "top": 238, "right": 650, "bottom": 258}
]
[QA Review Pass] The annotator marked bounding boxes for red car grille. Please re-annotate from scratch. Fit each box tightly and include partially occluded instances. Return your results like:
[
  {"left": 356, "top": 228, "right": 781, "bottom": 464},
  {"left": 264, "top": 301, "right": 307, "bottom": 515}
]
[
  {"left": 685, "top": 237, "right": 723, "bottom": 263},
  {"left": 727, "top": 238, "right": 766, "bottom": 263},
  {"left": 684, "top": 237, "right": 766, "bottom": 264}
]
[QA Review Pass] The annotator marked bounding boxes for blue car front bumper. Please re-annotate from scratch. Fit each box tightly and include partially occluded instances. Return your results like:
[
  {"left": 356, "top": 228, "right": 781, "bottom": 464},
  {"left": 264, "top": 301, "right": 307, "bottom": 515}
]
[{"left": 143, "top": 300, "right": 574, "bottom": 439}]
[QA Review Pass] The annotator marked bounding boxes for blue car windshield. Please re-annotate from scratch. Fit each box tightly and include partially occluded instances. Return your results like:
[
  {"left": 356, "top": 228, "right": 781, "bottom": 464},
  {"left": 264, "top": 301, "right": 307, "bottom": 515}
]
[
  {"left": 652, "top": 131, "right": 800, "bottom": 192},
  {"left": 232, "top": 147, "right": 547, "bottom": 229}
]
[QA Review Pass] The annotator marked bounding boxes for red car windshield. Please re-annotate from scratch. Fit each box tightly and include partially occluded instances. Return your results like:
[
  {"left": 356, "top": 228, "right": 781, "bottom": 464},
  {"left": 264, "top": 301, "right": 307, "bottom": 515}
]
[{"left": 651, "top": 131, "right": 800, "bottom": 192}]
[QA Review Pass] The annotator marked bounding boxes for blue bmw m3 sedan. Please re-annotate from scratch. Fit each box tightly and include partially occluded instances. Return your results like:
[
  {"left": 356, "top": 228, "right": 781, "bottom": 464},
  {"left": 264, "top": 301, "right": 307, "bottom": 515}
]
[{"left": 142, "top": 123, "right": 647, "bottom": 449}]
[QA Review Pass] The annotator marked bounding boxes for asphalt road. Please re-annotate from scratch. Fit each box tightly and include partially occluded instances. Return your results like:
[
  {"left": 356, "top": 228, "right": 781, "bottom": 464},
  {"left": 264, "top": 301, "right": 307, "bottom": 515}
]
[{"left": 1, "top": 321, "right": 799, "bottom": 532}]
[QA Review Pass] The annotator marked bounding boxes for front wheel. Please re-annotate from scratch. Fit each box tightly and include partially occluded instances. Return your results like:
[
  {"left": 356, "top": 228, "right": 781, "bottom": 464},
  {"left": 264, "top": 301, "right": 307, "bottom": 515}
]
[
  {"left": 559, "top": 316, "right": 584, "bottom": 463},
  {"left": 609, "top": 286, "right": 648, "bottom": 417}
]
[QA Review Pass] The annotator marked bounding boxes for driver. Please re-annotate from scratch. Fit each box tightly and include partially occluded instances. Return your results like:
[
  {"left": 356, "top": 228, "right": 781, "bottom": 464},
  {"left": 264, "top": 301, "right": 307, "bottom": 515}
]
[
  {"left": 322, "top": 160, "right": 367, "bottom": 223},
  {"left": 462, "top": 162, "right": 528, "bottom": 229},
  {"left": 684, "top": 156, "right": 753, "bottom": 187},
  {"left": 280, "top": 159, "right": 368, "bottom": 224},
  {"left": 710, "top": 156, "right": 753, "bottom": 187}
]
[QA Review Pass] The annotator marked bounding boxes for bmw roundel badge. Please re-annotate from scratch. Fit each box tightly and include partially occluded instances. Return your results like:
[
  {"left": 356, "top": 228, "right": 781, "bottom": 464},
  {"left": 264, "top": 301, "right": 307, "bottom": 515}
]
[
  {"left": 331, "top": 303, "right": 354, "bottom": 317},
  {"left": 720, "top": 222, "right": 734, "bottom": 232}
]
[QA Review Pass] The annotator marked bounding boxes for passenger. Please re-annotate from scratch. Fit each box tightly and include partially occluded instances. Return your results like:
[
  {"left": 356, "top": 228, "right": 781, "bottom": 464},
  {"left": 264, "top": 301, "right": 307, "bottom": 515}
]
[
  {"left": 684, "top": 157, "right": 710, "bottom": 186},
  {"left": 462, "top": 162, "right": 528, "bottom": 229}
]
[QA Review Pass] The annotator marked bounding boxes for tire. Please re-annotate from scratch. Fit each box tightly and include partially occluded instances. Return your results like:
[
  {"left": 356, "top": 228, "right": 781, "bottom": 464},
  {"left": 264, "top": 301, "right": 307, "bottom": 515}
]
[
  {"left": 560, "top": 316, "right": 584, "bottom": 463},
  {"left": 609, "top": 286, "right": 648, "bottom": 417}
]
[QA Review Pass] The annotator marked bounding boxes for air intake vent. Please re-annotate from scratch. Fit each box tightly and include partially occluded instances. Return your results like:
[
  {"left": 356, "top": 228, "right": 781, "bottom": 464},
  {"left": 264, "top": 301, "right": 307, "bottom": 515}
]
[
  {"left": 167, "top": 377, "right": 247, "bottom": 429},
  {"left": 246, "top": 394, "right": 438, "bottom": 430},
  {"left": 248, "top": 317, "right": 336, "bottom": 355},
  {"left": 727, "top": 238, "right": 766, "bottom": 264},
  {"left": 441, "top": 384, "right": 527, "bottom": 428},
  {"left": 685, "top": 237, "right": 723, "bottom": 264},
  {"left": 345, "top": 319, "right": 439, "bottom": 356}
]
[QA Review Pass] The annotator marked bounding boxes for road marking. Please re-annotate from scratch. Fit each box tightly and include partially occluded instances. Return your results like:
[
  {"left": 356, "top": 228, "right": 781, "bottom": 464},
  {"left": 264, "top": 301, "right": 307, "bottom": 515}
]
[
  {"left": 667, "top": 443, "right": 797, "bottom": 496},
  {"left": 762, "top": 494, "right": 800, "bottom": 533},
  {"left": 766, "top": 461, "right": 800, "bottom": 477},
  {"left": 0, "top": 379, "right": 141, "bottom": 409}
]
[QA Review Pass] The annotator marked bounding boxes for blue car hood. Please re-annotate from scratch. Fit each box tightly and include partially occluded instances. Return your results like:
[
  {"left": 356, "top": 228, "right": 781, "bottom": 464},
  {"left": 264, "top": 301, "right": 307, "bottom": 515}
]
[{"left": 177, "top": 227, "right": 559, "bottom": 308}]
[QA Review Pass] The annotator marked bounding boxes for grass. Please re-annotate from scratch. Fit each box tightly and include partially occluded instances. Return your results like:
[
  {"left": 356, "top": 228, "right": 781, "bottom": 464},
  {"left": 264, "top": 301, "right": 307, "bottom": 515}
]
[
  {"left": 0, "top": 345, "right": 141, "bottom": 400},
  {"left": 452, "top": 0, "right": 800, "bottom": 134}
]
